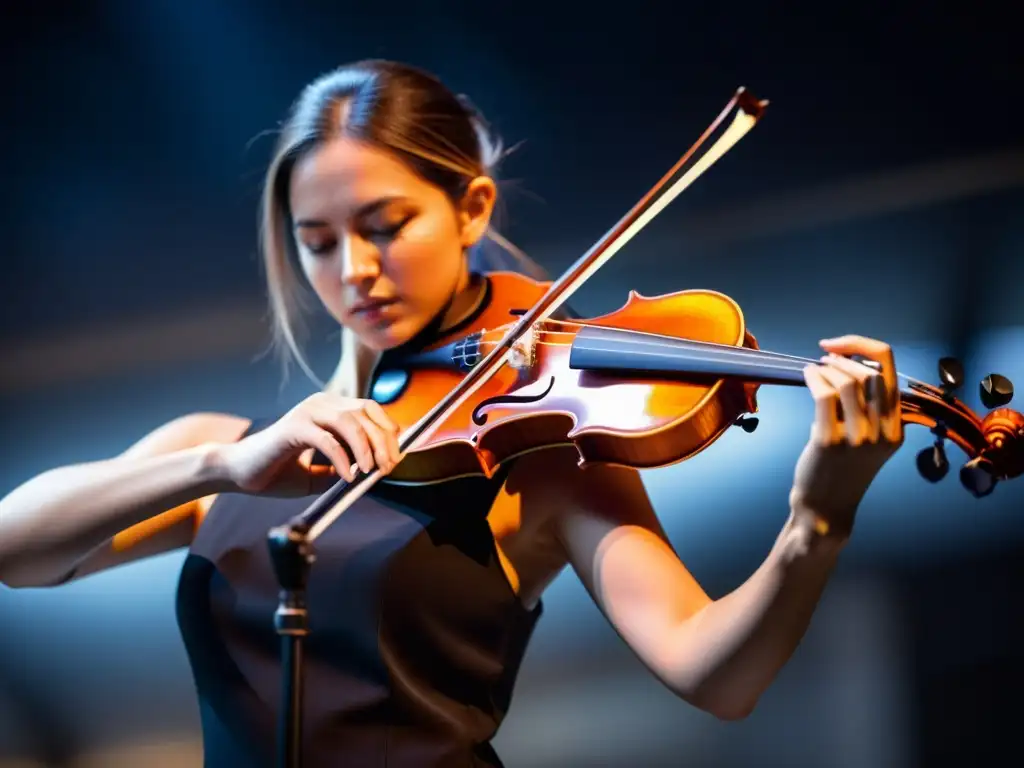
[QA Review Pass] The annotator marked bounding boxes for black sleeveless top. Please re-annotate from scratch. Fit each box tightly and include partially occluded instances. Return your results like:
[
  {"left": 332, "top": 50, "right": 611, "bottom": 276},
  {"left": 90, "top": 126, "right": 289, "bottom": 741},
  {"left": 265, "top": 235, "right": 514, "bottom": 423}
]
[{"left": 175, "top": 277, "right": 544, "bottom": 767}]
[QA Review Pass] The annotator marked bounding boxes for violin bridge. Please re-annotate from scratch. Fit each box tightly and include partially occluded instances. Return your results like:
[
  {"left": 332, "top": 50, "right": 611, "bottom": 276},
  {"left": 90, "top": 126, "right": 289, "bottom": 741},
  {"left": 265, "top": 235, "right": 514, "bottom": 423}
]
[{"left": 506, "top": 324, "right": 538, "bottom": 371}]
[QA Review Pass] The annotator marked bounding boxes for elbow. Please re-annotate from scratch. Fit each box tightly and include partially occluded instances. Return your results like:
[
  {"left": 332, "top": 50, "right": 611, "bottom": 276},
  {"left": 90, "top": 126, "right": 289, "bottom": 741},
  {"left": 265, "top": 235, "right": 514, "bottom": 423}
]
[
  {"left": 0, "top": 561, "right": 35, "bottom": 589},
  {"left": 704, "top": 697, "right": 758, "bottom": 722},
  {"left": 0, "top": 564, "right": 29, "bottom": 590},
  {"left": 0, "top": 554, "right": 70, "bottom": 590},
  {"left": 0, "top": 553, "right": 19, "bottom": 588},
  {"left": 681, "top": 684, "right": 760, "bottom": 722},
  {"left": 0, "top": 570, "right": 69, "bottom": 590}
]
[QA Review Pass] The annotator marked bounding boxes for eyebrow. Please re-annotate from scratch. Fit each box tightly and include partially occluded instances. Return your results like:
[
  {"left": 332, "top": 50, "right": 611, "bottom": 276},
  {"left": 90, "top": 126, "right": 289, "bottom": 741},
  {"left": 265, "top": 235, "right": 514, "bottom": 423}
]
[{"left": 294, "top": 196, "right": 409, "bottom": 228}]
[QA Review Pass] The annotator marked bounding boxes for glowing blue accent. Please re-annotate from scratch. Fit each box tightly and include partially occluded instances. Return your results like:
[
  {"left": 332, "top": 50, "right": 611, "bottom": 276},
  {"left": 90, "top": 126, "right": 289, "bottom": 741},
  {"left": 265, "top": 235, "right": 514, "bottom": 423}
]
[{"left": 371, "top": 369, "right": 409, "bottom": 404}]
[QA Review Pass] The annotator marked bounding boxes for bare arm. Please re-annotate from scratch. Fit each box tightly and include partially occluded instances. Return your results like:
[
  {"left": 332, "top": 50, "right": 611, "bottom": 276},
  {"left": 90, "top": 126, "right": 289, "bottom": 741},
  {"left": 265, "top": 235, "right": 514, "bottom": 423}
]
[
  {"left": 518, "top": 449, "right": 843, "bottom": 721},
  {"left": 0, "top": 412, "right": 250, "bottom": 588},
  {"left": 535, "top": 335, "right": 902, "bottom": 720}
]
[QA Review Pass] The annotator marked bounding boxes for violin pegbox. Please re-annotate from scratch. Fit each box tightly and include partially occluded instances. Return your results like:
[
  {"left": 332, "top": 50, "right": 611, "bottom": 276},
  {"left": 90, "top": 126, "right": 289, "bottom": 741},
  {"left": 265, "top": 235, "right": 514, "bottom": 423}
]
[
  {"left": 916, "top": 356, "right": 964, "bottom": 483},
  {"left": 962, "top": 368, "right": 1019, "bottom": 497},
  {"left": 914, "top": 356, "right": 1024, "bottom": 497}
]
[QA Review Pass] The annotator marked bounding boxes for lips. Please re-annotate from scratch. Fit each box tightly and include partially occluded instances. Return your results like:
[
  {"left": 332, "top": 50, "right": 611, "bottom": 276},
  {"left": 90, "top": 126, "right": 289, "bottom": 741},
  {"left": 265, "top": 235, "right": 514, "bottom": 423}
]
[{"left": 349, "top": 297, "right": 398, "bottom": 316}]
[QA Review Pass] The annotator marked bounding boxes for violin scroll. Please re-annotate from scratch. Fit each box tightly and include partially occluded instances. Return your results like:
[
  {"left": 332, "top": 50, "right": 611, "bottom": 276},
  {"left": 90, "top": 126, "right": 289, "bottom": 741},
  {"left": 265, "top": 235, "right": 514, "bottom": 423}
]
[{"left": 969, "top": 407, "right": 1024, "bottom": 495}]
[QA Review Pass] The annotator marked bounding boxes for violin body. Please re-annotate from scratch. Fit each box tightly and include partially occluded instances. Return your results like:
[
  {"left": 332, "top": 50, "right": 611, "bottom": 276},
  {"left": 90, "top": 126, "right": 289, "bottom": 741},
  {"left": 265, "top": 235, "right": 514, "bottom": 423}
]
[{"left": 376, "top": 271, "right": 762, "bottom": 484}]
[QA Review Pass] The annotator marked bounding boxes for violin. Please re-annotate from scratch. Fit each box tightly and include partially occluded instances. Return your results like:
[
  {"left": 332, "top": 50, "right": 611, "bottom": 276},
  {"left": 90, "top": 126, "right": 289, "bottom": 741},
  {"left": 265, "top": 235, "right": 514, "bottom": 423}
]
[
  {"left": 268, "top": 86, "right": 1022, "bottom": 768},
  {"left": 281, "top": 85, "right": 1024, "bottom": 538},
  {"left": 368, "top": 269, "right": 1023, "bottom": 497}
]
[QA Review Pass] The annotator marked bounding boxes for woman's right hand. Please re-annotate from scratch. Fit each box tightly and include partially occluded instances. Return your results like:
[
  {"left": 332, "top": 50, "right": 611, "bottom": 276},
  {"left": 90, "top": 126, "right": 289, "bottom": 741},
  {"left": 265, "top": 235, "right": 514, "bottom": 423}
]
[{"left": 218, "top": 393, "right": 403, "bottom": 496}]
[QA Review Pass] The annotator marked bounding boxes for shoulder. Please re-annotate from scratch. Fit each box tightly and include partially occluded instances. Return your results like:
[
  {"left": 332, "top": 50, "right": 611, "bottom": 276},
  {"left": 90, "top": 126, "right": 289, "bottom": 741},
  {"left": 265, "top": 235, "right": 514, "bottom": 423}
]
[
  {"left": 119, "top": 412, "right": 253, "bottom": 460},
  {"left": 498, "top": 449, "right": 663, "bottom": 594},
  {"left": 505, "top": 448, "right": 652, "bottom": 525}
]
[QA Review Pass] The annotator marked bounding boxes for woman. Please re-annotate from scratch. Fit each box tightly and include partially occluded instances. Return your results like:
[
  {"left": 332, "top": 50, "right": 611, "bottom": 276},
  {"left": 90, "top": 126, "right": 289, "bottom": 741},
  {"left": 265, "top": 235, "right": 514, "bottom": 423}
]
[{"left": 0, "top": 60, "right": 904, "bottom": 767}]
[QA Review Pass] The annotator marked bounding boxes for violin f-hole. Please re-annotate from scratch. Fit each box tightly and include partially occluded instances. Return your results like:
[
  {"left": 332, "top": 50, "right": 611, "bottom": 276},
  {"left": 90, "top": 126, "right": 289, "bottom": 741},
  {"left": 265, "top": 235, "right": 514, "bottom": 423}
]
[{"left": 472, "top": 376, "right": 557, "bottom": 426}]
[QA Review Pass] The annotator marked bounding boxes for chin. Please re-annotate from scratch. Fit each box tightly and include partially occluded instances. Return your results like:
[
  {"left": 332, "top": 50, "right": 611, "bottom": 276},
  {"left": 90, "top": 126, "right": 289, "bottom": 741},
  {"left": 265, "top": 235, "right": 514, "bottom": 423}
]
[{"left": 359, "top": 315, "right": 423, "bottom": 351}]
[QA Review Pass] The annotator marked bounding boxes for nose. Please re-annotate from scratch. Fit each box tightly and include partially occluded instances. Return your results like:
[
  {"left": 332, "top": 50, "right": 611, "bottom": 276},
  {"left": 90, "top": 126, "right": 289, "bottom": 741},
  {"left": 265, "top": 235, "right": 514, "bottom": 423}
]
[{"left": 340, "top": 232, "right": 380, "bottom": 285}]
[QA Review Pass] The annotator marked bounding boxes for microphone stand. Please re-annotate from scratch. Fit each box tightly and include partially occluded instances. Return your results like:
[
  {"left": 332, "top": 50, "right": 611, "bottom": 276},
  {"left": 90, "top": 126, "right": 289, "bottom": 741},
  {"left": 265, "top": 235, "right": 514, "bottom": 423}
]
[
  {"left": 266, "top": 428, "right": 490, "bottom": 768},
  {"left": 265, "top": 86, "right": 766, "bottom": 768},
  {"left": 266, "top": 464, "right": 391, "bottom": 768},
  {"left": 266, "top": 519, "right": 316, "bottom": 768}
]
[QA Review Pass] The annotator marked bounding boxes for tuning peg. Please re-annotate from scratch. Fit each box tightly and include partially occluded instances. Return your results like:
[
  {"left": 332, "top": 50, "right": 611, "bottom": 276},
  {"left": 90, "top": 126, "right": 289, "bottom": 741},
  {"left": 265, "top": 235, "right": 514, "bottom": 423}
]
[
  {"left": 960, "top": 456, "right": 998, "bottom": 498},
  {"left": 938, "top": 357, "right": 965, "bottom": 389},
  {"left": 936, "top": 357, "right": 964, "bottom": 402},
  {"left": 734, "top": 415, "right": 759, "bottom": 433},
  {"left": 916, "top": 441, "right": 949, "bottom": 482},
  {"left": 979, "top": 373, "right": 1014, "bottom": 409}
]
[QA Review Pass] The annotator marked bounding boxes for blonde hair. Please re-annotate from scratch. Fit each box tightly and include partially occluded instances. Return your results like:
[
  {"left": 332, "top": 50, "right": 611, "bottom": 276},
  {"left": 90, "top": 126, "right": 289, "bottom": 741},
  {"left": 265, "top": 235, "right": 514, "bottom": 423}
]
[{"left": 259, "top": 60, "right": 544, "bottom": 395}]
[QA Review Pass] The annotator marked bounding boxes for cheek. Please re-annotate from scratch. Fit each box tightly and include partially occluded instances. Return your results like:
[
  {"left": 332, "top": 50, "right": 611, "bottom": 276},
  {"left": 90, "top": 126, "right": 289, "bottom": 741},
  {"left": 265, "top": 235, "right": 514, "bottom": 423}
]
[
  {"left": 299, "top": 255, "right": 345, "bottom": 312},
  {"left": 387, "top": 217, "right": 463, "bottom": 296}
]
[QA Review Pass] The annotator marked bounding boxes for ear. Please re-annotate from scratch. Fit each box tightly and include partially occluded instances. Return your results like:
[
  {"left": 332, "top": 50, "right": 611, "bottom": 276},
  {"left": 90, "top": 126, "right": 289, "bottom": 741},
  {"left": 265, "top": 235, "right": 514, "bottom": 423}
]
[{"left": 456, "top": 176, "right": 497, "bottom": 249}]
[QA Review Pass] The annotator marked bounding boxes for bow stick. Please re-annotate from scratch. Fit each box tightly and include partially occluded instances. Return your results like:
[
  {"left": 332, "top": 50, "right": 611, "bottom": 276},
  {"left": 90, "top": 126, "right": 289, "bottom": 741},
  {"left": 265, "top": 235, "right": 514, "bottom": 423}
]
[{"left": 296, "top": 86, "right": 768, "bottom": 540}]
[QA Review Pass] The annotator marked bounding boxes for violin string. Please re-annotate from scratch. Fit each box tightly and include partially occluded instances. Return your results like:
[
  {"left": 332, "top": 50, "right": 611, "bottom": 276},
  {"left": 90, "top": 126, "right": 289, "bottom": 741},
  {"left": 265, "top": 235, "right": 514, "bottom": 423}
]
[
  {"left": 453, "top": 338, "right": 808, "bottom": 375},
  {"left": 451, "top": 337, "right": 927, "bottom": 394},
  {"left": 460, "top": 322, "right": 928, "bottom": 387},
  {"left": 449, "top": 341, "right": 931, "bottom": 406}
]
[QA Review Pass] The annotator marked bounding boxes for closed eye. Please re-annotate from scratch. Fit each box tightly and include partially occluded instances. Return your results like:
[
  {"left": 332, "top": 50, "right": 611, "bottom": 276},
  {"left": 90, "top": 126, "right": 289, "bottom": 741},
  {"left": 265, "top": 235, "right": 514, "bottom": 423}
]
[
  {"left": 361, "top": 215, "right": 412, "bottom": 240},
  {"left": 305, "top": 241, "right": 335, "bottom": 255}
]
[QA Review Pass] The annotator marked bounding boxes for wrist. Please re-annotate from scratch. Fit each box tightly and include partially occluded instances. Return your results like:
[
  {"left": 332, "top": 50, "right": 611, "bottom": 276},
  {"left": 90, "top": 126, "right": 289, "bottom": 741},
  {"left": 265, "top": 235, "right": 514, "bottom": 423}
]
[
  {"left": 193, "top": 442, "right": 240, "bottom": 494},
  {"left": 777, "top": 510, "right": 848, "bottom": 567}
]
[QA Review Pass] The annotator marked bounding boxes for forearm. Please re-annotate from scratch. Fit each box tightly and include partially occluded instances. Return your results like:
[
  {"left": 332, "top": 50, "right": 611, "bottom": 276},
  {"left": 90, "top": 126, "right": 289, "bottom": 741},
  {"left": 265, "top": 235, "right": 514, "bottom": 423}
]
[
  {"left": 0, "top": 444, "right": 232, "bottom": 587},
  {"left": 668, "top": 514, "right": 847, "bottom": 718}
]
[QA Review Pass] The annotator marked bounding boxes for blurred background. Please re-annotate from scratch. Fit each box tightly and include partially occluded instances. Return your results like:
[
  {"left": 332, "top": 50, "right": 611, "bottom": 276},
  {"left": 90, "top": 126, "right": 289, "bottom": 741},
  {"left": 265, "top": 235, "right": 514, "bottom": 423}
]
[{"left": 1, "top": 2, "right": 1022, "bottom": 766}]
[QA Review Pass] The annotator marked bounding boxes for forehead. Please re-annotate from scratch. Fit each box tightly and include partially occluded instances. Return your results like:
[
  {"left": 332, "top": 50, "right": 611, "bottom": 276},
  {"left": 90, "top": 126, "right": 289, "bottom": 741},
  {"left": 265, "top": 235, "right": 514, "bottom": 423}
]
[{"left": 288, "top": 137, "right": 437, "bottom": 217}]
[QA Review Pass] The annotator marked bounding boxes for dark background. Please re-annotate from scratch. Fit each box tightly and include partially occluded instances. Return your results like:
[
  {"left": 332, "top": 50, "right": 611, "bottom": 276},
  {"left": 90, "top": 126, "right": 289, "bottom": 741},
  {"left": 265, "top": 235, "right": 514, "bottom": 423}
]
[{"left": 1, "top": 2, "right": 1021, "bottom": 766}]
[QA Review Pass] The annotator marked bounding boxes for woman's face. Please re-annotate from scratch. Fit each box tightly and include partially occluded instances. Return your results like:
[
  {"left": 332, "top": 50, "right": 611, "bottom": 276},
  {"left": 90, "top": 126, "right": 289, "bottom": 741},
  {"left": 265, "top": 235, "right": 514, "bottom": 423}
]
[{"left": 288, "top": 137, "right": 491, "bottom": 350}]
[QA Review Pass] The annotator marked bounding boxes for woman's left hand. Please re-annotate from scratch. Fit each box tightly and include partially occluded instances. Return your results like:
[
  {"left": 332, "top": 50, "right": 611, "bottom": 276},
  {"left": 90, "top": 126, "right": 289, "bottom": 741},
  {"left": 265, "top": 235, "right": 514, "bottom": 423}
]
[{"left": 789, "top": 335, "right": 905, "bottom": 539}]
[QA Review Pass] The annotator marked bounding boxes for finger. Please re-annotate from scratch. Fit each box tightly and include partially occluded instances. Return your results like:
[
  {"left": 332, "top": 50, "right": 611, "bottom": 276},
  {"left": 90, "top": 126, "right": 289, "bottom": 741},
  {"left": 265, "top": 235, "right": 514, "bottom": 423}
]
[
  {"left": 316, "top": 412, "right": 375, "bottom": 474},
  {"left": 817, "top": 363, "right": 866, "bottom": 446},
  {"left": 819, "top": 334, "right": 894, "bottom": 361},
  {"left": 865, "top": 373, "right": 887, "bottom": 443},
  {"left": 803, "top": 365, "right": 841, "bottom": 445},
  {"left": 819, "top": 335, "right": 899, "bottom": 434},
  {"left": 361, "top": 399, "right": 400, "bottom": 434},
  {"left": 823, "top": 354, "right": 882, "bottom": 443},
  {"left": 821, "top": 352, "right": 875, "bottom": 382},
  {"left": 351, "top": 410, "right": 396, "bottom": 474},
  {"left": 336, "top": 412, "right": 376, "bottom": 474},
  {"left": 297, "top": 423, "right": 353, "bottom": 483},
  {"left": 361, "top": 400, "right": 403, "bottom": 465}
]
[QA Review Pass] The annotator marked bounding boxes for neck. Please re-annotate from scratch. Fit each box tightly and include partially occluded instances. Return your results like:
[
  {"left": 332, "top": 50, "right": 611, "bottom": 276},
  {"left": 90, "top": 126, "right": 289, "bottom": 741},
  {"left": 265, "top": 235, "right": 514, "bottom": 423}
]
[
  {"left": 325, "top": 327, "right": 380, "bottom": 398},
  {"left": 437, "top": 269, "right": 487, "bottom": 335}
]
